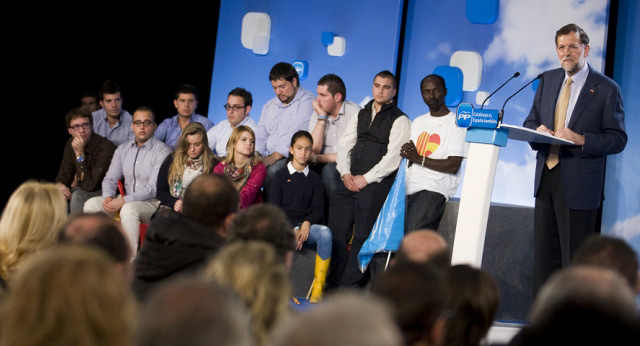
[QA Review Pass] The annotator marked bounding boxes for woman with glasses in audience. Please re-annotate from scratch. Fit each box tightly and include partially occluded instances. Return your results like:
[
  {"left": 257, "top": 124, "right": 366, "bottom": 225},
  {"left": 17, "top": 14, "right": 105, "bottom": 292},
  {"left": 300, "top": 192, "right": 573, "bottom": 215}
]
[{"left": 214, "top": 126, "right": 266, "bottom": 209}]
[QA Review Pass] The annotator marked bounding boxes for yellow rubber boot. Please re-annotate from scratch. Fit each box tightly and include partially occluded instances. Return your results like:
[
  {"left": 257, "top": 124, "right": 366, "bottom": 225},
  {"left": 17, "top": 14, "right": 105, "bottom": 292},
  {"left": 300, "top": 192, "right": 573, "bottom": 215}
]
[{"left": 309, "top": 255, "right": 330, "bottom": 303}]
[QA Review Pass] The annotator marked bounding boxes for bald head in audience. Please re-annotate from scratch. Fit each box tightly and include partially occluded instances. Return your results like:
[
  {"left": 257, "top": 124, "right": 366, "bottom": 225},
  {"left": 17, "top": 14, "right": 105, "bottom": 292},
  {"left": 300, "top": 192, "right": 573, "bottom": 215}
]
[
  {"left": 511, "top": 266, "right": 640, "bottom": 345},
  {"left": 572, "top": 234, "right": 640, "bottom": 295},
  {"left": 271, "top": 293, "right": 403, "bottom": 346},
  {"left": 59, "top": 212, "right": 132, "bottom": 282},
  {"left": 138, "top": 278, "right": 253, "bottom": 346},
  {"left": 183, "top": 173, "right": 239, "bottom": 237},
  {"left": 395, "top": 230, "right": 450, "bottom": 269}
]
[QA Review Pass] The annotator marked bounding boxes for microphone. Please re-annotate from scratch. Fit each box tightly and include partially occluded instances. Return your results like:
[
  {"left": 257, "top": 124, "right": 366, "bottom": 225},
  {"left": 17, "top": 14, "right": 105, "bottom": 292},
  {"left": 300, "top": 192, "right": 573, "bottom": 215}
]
[
  {"left": 499, "top": 74, "right": 543, "bottom": 123},
  {"left": 480, "top": 72, "right": 520, "bottom": 109}
]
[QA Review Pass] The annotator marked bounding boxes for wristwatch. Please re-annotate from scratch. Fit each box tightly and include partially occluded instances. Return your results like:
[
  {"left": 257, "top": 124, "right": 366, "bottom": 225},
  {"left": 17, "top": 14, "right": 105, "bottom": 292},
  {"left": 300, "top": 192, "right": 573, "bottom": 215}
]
[{"left": 76, "top": 155, "right": 84, "bottom": 163}]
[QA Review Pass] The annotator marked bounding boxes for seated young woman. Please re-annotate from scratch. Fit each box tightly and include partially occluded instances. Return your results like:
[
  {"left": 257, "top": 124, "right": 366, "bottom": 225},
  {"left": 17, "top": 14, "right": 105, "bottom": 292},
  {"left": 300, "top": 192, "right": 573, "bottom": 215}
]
[
  {"left": 269, "top": 130, "right": 331, "bottom": 303},
  {"left": 214, "top": 125, "right": 265, "bottom": 209},
  {"left": 157, "top": 123, "right": 219, "bottom": 213}
]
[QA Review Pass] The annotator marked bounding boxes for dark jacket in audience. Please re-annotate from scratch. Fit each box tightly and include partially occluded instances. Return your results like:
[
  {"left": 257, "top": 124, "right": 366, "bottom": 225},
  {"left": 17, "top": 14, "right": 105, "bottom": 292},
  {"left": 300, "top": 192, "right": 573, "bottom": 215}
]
[{"left": 133, "top": 212, "right": 225, "bottom": 300}]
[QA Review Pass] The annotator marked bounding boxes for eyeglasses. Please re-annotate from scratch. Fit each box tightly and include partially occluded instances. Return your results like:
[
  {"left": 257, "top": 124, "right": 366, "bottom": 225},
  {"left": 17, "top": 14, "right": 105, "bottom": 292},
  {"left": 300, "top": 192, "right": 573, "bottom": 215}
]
[
  {"left": 133, "top": 120, "right": 154, "bottom": 127},
  {"left": 556, "top": 44, "right": 583, "bottom": 52},
  {"left": 224, "top": 104, "right": 246, "bottom": 111},
  {"left": 70, "top": 123, "right": 91, "bottom": 130}
]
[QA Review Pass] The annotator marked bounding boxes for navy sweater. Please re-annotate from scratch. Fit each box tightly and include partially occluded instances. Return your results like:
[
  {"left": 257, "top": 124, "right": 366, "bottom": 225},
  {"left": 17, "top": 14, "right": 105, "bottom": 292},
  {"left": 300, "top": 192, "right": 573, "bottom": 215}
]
[{"left": 269, "top": 166, "right": 324, "bottom": 227}]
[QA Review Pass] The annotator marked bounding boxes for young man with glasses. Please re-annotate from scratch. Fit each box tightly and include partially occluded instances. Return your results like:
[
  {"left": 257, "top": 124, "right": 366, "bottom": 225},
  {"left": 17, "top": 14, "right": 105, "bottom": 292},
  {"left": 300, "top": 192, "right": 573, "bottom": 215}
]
[
  {"left": 155, "top": 84, "right": 214, "bottom": 149},
  {"left": 207, "top": 87, "right": 257, "bottom": 156},
  {"left": 55, "top": 107, "right": 117, "bottom": 214},
  {"left": 85, "top": 107, "right": 172, "bottom": 255}
]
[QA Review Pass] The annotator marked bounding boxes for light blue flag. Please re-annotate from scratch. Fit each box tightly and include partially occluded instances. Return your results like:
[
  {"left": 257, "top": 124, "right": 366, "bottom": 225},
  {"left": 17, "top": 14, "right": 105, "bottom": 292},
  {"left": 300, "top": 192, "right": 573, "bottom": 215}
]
[{"left": 358, "top": 158, "right": 407, "bottom": 272}]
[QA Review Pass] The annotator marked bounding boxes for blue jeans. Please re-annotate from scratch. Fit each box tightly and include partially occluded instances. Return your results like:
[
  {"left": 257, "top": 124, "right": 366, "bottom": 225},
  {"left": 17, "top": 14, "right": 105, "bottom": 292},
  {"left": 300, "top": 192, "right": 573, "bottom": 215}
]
[{"left": 306, "top": 224, "right": 332, "bottom": 260}]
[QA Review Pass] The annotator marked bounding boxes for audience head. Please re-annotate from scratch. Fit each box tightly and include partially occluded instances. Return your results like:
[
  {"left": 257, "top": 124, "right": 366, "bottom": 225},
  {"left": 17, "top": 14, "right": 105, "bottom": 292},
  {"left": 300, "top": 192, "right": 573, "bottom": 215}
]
[
  {"left": 316, "top": 74, "right": 346, "bottom": 115},
  {"left": 99, "top": 80, "right": 123, "bottom": 118},
  {"left": 572, "top": 234, "right": 640, "bottom": 294},
  {"left": 395, "top": 230, "right": 451, "bottom": 269},
  {"left": 65, "top": 107, "right": 94, "bottom": 144},
  {"left": 372, "top": 70, "right": 397, "bottom": 107},
  {"left": 201, "top": 241, "right": 291, "bottom": 346},
  {"left": 269, "top": 62, "right": 299, "bottom": 105},
  {"left": 226, "top": 88, "right": 252, "bottom": 127},
  {"left": 441, "top": 265, "right": 500, "bottom": 346},
  {"left": 182, "top": 173, "right": 238, "bottom": 235},
  {"left": 227, "top": 204, "right": 295, "bottom": 268},
  {"left": 372, "top": 261, "right": 448, "bottom": 346},
  {"left": 173, "top": 84, "right": 199, "bottom": 118},
  {"left": 65, "top": 106, "right": 93, "bottom": 128},
  {"left": 0, "top": 245, "right": 138, "bottom": 346},
  {"left": 80, "top": 91, "right": 99, "bottom": 112},
  {"left": 420, "top": 74, "right": 448, "bottom": 113},
  {"left": 513, "top": 266, "right": 639, "bottom": 345},
  {"left": 288, "top": 130, "right": 313, "bottom": 165},
  {"left": 132, "top": 106, "right": 157, "bottom": 145},
  {"left": 58, "top": 212, "right": 132, "bottom": 281},
  {"left": 225, "top": 125, "right": 259, "bottom": 165},
  {"left": 0, "top": 180, "right": 67, "bottom": 282},
  {"left": 170, "top": 123, "right": 217, "bottom": 185},
  {"left": 271, "top": 292, "right": 403, "bottom": 346},
  {"left": 139, "top": 277, "right": 253, "bottom": 346}
]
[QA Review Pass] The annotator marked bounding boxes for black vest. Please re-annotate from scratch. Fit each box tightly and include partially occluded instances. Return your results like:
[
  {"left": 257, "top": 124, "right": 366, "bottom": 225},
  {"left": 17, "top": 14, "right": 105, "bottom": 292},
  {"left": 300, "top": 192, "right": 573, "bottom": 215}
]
[{"left": 350, "top": 100, "right": 406, "bottom": 176}]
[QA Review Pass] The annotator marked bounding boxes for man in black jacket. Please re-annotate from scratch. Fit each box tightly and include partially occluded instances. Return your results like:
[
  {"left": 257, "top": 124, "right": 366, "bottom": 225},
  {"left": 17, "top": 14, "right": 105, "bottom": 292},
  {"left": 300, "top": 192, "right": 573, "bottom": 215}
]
[
  {"left": 328, "top": 70, "right": 411, "bottom": 288},
  {"left": 133, "top": 174, "right": 238, "bottom": 300}
]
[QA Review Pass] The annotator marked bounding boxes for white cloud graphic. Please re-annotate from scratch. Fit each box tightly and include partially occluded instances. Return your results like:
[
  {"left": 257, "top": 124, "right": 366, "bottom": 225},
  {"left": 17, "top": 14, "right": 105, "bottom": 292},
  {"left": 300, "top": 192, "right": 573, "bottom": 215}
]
[
  {"left": 484, "top": 0, "right": 608, "bottom": 78},
  {"left": 359, "top": 96, "right": 372, "bottom": 108},
  {"left": 427, "top": 42, "right": 453, "bottom": 61},
  {"left": 491, "top": 148, "right": 536, "bottom": 206},
  {"left": 607, "top": 213, "right": 640, "bottom": 240},
  {"left": 455, "top": 146, "right": 536, "bottom": 207}
]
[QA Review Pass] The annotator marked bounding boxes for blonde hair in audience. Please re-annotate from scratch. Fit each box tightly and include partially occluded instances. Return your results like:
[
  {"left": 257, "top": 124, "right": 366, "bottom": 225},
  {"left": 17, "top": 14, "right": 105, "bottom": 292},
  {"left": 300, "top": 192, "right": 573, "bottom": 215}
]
[
  {"left": 0, "top": 245, "right": 138, "bottom": 346},
  {"left": 0, "top": 180, "right": 68, "bottom": 282},
  {"left": 201, "top": 241, "right": 291, "bottom": 346},
  {"left": 224, "top": 125, "right": 260, "bottom": 166},
  {"left": 167, "top": 122, "right": 217, "bottom": 184}
]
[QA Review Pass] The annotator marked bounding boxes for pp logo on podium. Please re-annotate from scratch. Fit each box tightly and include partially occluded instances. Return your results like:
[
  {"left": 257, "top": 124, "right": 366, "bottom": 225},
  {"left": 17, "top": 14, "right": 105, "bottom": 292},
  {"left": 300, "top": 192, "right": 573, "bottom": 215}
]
[{"left": 456, "top": 103, "right": 473, "bottom": 128}]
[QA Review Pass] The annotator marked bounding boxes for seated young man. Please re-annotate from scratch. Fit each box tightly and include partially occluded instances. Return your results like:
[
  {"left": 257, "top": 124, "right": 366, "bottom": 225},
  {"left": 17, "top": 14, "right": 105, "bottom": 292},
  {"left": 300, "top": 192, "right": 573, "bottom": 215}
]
[{"left": 55, "top": 107, "right": 116, "bottom": 214}]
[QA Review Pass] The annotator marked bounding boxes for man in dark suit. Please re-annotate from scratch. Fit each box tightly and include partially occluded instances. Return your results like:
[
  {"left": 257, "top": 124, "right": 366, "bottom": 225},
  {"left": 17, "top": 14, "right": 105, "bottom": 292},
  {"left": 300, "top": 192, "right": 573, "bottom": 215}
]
[{"left": 523, "top": 23, "right": 627, "bottom": 294}]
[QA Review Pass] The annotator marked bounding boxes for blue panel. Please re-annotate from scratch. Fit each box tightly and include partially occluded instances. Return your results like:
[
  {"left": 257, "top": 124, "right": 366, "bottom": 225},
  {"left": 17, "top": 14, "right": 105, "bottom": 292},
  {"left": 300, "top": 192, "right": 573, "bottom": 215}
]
[
  {"left": 466, "top": 0, "right": 500, "bottom": 24},
  {"left": 208, "top": 0, "right": 404, "bottom": 125},
  {"left": 465, "top": 127, "right": 508, "bottom": 147},
  {"left": 433, "top": 65, "right": 464, "bottom": 107},
  {"left": 321, "top": 31, "right": 334, "bottom": 46},
  {"left": 602, "top": 0, "right": 640, "bottom": 244},
  {"left": 471, "top": 109, "right": 499, "bottom": 128}
]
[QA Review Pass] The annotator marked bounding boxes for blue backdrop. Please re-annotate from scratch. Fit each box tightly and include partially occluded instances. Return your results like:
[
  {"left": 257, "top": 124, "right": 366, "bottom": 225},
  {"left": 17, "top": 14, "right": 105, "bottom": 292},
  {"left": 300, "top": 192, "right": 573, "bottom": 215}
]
[
  {"left": 207, "top": 0, "right": 404, "bottom": 125},
  {"left": 208, "top": 0, "right": 639, "bottom": 255}
]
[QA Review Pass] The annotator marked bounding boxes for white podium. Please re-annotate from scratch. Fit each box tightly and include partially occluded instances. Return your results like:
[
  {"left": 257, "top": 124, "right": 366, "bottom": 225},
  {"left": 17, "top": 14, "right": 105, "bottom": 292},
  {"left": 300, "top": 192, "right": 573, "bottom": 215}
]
[{"left": 450, "top": 123, "right": 573, "bottom": 266}]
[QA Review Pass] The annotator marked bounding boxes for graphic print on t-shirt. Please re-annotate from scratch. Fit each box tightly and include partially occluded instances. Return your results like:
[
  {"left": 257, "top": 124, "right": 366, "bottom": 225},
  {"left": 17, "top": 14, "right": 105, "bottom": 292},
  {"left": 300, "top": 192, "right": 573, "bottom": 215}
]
[{"left": 416, "top": 132, "right": 440, "bottom": 157}]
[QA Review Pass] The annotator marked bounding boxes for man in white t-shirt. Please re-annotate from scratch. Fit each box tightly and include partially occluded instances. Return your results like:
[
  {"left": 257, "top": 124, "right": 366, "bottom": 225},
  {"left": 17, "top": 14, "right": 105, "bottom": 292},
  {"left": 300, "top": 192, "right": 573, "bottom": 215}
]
[{"left": 400, "top": 74, "right": 467, "bottom": 233}]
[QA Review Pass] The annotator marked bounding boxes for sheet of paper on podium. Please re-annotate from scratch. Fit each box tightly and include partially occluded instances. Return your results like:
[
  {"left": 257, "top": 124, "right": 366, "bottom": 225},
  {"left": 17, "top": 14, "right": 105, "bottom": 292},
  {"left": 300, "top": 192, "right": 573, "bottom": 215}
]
[{"left": 499, "top": 124, "right": 574, "bottom": 145}]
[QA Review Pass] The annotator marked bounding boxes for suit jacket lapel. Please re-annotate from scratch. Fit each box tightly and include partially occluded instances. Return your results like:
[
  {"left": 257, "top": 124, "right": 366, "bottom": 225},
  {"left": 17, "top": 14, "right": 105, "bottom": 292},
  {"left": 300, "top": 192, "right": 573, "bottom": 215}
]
[{"left": 568, "top": 67, "right": 599, "bottom": 129}]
